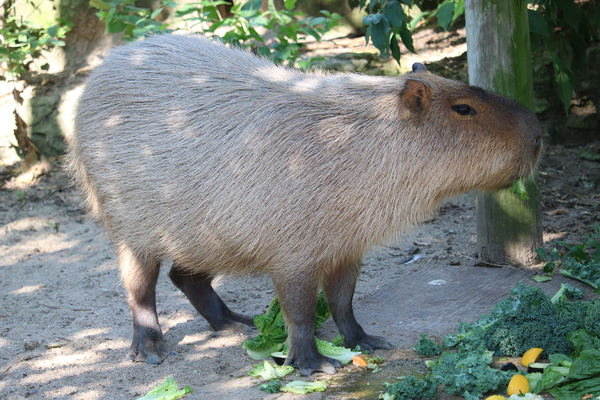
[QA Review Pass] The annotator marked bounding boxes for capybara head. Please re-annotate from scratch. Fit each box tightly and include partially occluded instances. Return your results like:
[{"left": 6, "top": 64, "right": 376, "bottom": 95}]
[{"left": 397, "top": 67, "right": 542, "bottom": 194}]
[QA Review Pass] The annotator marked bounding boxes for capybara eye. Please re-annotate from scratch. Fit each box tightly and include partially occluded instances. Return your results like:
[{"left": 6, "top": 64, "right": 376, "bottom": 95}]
[{"left": 452, "top": 104, "right": 476, "bottom": 116}]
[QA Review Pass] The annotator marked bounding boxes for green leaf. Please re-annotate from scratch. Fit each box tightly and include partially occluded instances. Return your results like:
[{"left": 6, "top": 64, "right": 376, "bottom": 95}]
[
  {"left": 536, "top": 247, "right": 548, "bottom": 262},
  {"left": 453, "top": 0, "right": 464, "bottom": 23},
  {"left": 248, "top": 360, "right": 294, "bottom": 380},
  {"left": 527, "top": 9, "right": 549, "bottom": 38},
  {"left": 280, "top": 380, "right": 327, "bottom": 394},
  {"left": 369, "top": 0, "right": 379, "bottom": 13},
  {"left": 47, "top": 25, "right": 59, "bottom": 37},
  {"left": 399, "top": 21, "right": 415, "bottom": 53},
  {"left": 105, "top": 19, "right": 128, "bottom": 34},
  {"left": 554, "top": 68, "right": 573, "bottom": 114},
  {"left": 283, "top": 0, "right": 296, "bottom": 11},
  {"left": 390, "top": 34, "right": 401, "bottom": 63},
  {"left": 383, "top": 1, "right": 404, "bottom": 27},
  {"left": 435, "top": 1, "right": 455, "bottom": 31},
  {"left": 89, "top": 0, "right": 112, "bottom": 10},
  {"left": 150, "top": 7, "right": 164, "bottom": 19},
  {"left": 369, "top": 14, "right": 391, "bottom": 55},
  {"left": 555, "top": 0, "right": 581, "bottom": 30},
  {"left": 531, "top": 275, "right": 553, "bottom": 283},
  {"left": 409, "top": 10, "right": 429, "bottom": 31},
  {"left": 240, "top": 0, "right": 261, "bottom": 18},
  {"left": 136, "top": 377, "right": 192, "bottom": 400}
]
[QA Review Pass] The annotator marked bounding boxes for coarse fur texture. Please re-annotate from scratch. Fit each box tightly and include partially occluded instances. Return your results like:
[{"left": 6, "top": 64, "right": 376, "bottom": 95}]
[{"left": 67, "top": 33, "right": 542, "bottom": 374}]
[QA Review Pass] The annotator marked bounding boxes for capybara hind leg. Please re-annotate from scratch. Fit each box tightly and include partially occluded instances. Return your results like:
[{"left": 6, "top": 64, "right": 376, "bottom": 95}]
[
  {"left": 168, "top": 265, "right": 253, "bottom": 332},
  {"left": 118, "top": 244, "right": 167, "bottom": 365},
  {"left": 324, "top": 262, "right": 393, "bottom": 351},
  {"left": 275, "top": 274, "right": 343, "bottom": 376}
]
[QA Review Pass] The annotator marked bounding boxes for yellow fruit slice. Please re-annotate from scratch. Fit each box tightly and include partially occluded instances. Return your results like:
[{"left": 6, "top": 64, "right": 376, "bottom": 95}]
[
  {"left": 521, "top": 347, "right": 543, "bottom": 367},
  {"left": 507, "top": 374, "right": 530, "bottom": 396},
  {"left": 484, "top": 396, "right": 507, "bottom": 400}
]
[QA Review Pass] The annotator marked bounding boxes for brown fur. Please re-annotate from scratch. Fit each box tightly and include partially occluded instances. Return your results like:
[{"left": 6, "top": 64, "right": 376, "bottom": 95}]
[{"left": 66, "top": 34, "right": 542, "bottom": 374}]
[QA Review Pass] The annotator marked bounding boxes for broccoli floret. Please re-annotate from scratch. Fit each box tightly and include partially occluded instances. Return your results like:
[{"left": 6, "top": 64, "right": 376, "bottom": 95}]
[
  {"left": 413, "top": 334, "right": 442, "bottom": 357},
  {"left": 384, "top": 375, "right": 438, "bottom": 400},
  {"left": 431, "top": 347, "right": 513, "bottom": 400}
]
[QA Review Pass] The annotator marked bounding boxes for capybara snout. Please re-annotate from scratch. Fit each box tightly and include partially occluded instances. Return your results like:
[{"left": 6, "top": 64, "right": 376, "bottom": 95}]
[{"left": 68, "top": 34, "right": 542, "bottom": 375}]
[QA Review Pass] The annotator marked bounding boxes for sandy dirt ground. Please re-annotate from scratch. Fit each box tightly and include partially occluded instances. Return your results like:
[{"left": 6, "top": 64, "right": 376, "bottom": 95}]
[{"left": 1, "top": 29, "right": 600, "bottom": 400}]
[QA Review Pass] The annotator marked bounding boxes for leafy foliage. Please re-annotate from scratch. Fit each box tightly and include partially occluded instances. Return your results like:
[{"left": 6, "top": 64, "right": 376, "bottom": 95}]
[
  {"left": 176, "top": 0, "right": 340, "bottom": 67},
  {"left": 0, "top": 14, "right": 70, "bottom": 77},
  {"left": 538, "top": 225, "right": 600, "bottom": 291},
  {"left": 91, "top": 0, "right": 340, "bottom": 68},
  {"left": 358, "top": 0, "right": 598, "bottom": 113},
  {"left": 90, "top": 0, "right": 174, "bottom": 39},
  {"left": 0, "top": 0, "right": 71, "bottom": 161},
  {"left": 357, "top": 0, "right": 419, "bottom": 62},
  {"left": 527, "top": 0, "right": 599, "bottom": 114}
]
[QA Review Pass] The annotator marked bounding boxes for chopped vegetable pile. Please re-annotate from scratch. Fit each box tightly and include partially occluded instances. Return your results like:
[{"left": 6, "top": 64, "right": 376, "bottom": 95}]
[
  {"left": 384, "top": 283, "right": 600, "bottom": 400},
  {"left": 242, "top": 292, "right": 331, "bottom": 360},
  {"left": 444, "top": 283, "right": 598, "bottom": 357}
]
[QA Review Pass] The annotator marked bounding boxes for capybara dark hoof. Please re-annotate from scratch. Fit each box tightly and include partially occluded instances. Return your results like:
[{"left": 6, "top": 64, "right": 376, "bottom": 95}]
[
  {"left": 347, "top": 334, "right": 393, "bottom": 352},
  {"left": 126, "top": 343, "right": 168, "bottom": 365},
  {"left": 286, "top": 354, "right": 343, "bottom": 376}
]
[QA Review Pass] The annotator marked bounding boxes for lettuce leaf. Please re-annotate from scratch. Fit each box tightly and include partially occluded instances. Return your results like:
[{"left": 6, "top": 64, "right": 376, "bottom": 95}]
[{"left": 137, "top": 377, "right": 192, "bottom": 400}]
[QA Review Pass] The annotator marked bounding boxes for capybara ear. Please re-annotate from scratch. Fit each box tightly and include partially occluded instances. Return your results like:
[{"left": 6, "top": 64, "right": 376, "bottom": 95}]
[{"left": 400, "top": 79, "right": 430, "bottom": 113}]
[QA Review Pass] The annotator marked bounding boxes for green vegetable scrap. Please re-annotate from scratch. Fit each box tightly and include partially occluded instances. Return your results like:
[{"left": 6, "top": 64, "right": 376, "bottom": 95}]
[
  {"left": 444, "top": 283, "right": 599, "bottom": 357},
  {"left": 314, "top": 338, "right": 361, "bottom": 365},
  {"left": 259, "top": 379, "right": 282, "bottom": 394},
  {"left": 279, "top": 380, "right": 328, "bottom": 394},
  {"left": 242, "top": 296, "right": 287, "bottom": 360},
  {"left": 382, "top": 375, "right": 438, "bottom": 400},
  {"left": 243, "top": 293, "right": 331, "bottom": 360},
  {"left": 413, "top": 333, "right": 442, "bottom": 357},
  {"left": 511, "top": 179, "right": 530, "bottom": 199},
  {"left": 430, "top": 346, "right": 513, "bottom": 400},
  {"left": 248, "top": 360, "right": 294, "bottom": 380},
  {"left": 137, "top": 377, "right": 192, "bottom": 400},
  {"left": 530, "top": 330, "right": 600, "bottom": 400}
]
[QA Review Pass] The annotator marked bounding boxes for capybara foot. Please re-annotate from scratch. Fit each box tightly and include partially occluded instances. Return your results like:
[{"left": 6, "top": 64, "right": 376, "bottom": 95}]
[
  {"left": 217, "top": 311, "right": 255, "bottom": 333},
  {"left": 126, "top": 338, "right": 168, "bottom": 365},
  {"left": 286, "top": 353, "right": 343, "bottom": 376},
  {"left": 346, "top": 334, "right": 393, "bottom": 352}
]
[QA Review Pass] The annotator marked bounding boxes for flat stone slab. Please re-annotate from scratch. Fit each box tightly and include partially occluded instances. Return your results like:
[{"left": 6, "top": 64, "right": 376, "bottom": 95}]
[{"left": 321, "top": 264, "right": 595, "bottom": 349}]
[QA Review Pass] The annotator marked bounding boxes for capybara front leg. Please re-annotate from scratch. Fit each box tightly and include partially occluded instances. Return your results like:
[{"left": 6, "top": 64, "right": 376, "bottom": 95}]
[
  {"left": 324, "top": 261, "right": 393, "bottom": 351},
  {"left": 275, "top": 274, "right": 343, "bottom": 376},
  {"left": 169, "top": 265, "right": 253, "bottom": 332},
  {"left": 118, "top": 244, "right": 167, "bottom": 365}
]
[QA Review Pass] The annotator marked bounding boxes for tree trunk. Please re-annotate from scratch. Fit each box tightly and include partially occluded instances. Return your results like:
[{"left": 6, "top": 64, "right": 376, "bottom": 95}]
[{"left": 465, "top": 0, "right": 543, "bottom": 267}]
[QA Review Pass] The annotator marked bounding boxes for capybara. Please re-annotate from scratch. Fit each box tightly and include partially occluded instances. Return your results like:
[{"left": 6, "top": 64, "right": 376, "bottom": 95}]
[{"left": 67, "top": 34, "right": 542, "bottom": 375}]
